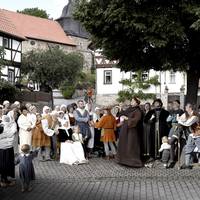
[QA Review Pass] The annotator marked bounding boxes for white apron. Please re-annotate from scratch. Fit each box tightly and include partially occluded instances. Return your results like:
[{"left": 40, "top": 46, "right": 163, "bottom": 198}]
[{"left": 60, "top": 141, "right": 86, "bottom": 165}]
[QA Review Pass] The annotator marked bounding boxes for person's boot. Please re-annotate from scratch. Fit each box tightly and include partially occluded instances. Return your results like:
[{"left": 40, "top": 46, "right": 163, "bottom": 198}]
[
  {"left": 180, "top": 164, "right": 193, "bottom": 169},
  {"left": 167, "top": 162, "right": 175, "bottom": 168},
  {"left": 45, "top": 147, "right": 51, "bottom": 161},
  {"left": 104, "top": 156, "right": 110, "bottom": 160}
]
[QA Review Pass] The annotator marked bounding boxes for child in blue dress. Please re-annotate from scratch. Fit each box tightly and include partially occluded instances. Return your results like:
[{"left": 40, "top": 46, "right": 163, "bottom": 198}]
[{"left": 15, "top": 144, "right": 38, "bottom": 192}]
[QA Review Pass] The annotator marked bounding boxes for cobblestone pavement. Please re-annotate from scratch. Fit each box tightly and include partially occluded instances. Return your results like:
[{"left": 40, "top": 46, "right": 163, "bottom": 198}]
[{"left": 1, "top": 158, "right": 200, "bottom": 200}]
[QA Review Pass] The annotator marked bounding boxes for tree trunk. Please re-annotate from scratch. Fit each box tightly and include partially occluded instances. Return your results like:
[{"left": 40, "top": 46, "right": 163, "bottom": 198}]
[
  {"left": 40, "top": 83, "right": 52, "bottom": 93},
  {"left": 185, "top": 69, "right": 200, "bottom": 106}
]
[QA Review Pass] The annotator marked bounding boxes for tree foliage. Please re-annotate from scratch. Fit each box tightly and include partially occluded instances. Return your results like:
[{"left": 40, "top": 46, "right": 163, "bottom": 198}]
[
  {"left": 0, "top": 79, "right": 19, "bottom": 103},
  {"left": 17, "top": 7, "right": 49, "bottom": 19},
  {"left": 74, "top": 0, "right": 200, "bottom": 104},
  {"left": 117, "top": 71, "right": 160, "bottom": 102},
  {"left": 21, "top": 48, "right": 84, "bottom": 92},
  {"left": 76, "top": 71, "right": 96, "bottom": 89}
]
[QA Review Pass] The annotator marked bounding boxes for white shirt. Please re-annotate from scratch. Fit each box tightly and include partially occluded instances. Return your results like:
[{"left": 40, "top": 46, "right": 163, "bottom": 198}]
[
  {"left": 41, "top": 119, "right": 55, "bottom": 137},
  {"left": 0, "top": 121, "right": 17, "bottom": 149},
  {"left": 58, "top": 114, "right": 70, "bottom": 129},
  {"left": 159, "top": 143, "right": 171, "bottom": 152},
  {"left": 17, "top": 114, "right": 33, "bottom": 131},
  {"left": 178, "top": 113, "right": 199, "bottom": 127},
  {"left": 77, "top": 108, "right": 86, "bottom": 116},
  {"left": 28, "top": 113, "right": 37, "bottom": 128},
  {"left": 72, "top": 133, "right": 83, "bottom": 143}
]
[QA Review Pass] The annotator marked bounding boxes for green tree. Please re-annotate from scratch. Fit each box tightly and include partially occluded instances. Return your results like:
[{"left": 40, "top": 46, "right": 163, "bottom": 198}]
[
  {"left": 0, "top": 79, "right": 19, "bottom": 103},
  {"left": 117, "top": 71, "right": 160, "bottom": 102},
  {"left": 74, "top": 0, "right": 200, "bottom": 104},
  {"left": 21, "top": 48, "right": 84, "bottom": 92},
  {"left": 17, "top": 7, "right": 49, "bottom": 19},
  {"left": 76, "top": 71, "right": 96, "bottom": 89}
]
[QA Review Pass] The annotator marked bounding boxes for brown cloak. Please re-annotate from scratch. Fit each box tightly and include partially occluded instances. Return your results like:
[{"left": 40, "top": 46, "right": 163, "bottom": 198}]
[{"left": 116, "top": 106, "right": 143, "bottom": 167}]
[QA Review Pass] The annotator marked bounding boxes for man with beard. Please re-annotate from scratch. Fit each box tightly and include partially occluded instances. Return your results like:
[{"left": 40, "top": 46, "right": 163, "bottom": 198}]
[
  {"left": 74, "top": 100, "right": 91, "bottom": 159},
  {"left": 144, "top": 99, "right": 170, "bottom": 161}
]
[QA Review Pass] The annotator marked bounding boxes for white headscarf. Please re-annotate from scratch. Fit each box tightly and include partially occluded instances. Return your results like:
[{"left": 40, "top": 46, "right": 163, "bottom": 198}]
[
  {"left": 43, "top": 106, "right": 50, "bottom": 114},
  {"left": 3, "top": 100, "right": 10, "bottom": 106}
]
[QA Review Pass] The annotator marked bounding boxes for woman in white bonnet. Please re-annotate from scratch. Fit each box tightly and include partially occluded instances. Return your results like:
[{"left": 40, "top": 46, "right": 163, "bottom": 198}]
[
  {"left": 60, "top": 104, "right": 67, "bottom": 114},
  {"left": 17, "top": 106, "right": 34, "bottom": 152},
  {"left": 42, "top": 106, "right": 51, "bottom": 117},
  {"left": 3, "top": 100, "right": 10, "bottom": 115},
  {"left": 0, "top": 115, "right": 17, "bottom": 187}
]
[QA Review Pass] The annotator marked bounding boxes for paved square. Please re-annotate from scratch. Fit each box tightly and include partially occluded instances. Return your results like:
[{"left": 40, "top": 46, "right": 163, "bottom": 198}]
[{"left": 1, "top": 158, "right": 200, "bottom": 200}]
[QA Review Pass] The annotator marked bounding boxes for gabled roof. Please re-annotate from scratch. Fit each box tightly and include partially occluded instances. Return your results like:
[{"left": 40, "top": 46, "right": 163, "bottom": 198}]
[
  {"left": 0, "top": 9, "right": 75, "bottom": 46},
  {"left": 0, "top": 9, "right": 26, "bottom": 40}
]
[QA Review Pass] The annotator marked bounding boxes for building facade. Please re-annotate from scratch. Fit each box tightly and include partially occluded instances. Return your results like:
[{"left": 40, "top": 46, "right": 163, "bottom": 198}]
[
  {"left": 0, "top": 35, "right": 23, "bottom": 83},
  {"left": 95, "top": 51, "right": 187, "bottom": 107},
  {"left": 0, "top": 34, "right": 23, "bottom": 83},
  {"left": 0, "top": 8, "right": 76, "bottom": 84},
  {"left": 0, "top": 9, "right": 26, "bottom": 83}
]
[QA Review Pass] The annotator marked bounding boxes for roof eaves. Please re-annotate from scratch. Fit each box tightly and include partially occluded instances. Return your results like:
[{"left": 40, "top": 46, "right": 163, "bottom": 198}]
[
  {"left": 0, "top": 30, "right": 26, "bottom": 41},
  {"left": 26, "top": 36, "right": 76, "bottom": 46}
]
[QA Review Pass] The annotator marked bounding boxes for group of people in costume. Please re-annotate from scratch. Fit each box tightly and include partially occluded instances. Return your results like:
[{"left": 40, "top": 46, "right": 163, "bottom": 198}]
[{"left": 0, "top": 97, "right": 200, "bottom": 192}]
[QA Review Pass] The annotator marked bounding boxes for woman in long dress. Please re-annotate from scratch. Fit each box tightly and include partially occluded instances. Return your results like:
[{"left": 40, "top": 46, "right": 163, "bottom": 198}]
[
  {"left": 17, "top": 106, "right": 34, "bottom": 152},
  {"left": 116, "top": 97, "right": 143, "bottom": 167},
  {"left": 60, "top": 125, "right": 87, "bottom": 165},
  {"left": 0, "top": 115, "right": 17, "bottom": 187},
  {"left": 32, "top": 113, "right": 51, "bottom": 161}
]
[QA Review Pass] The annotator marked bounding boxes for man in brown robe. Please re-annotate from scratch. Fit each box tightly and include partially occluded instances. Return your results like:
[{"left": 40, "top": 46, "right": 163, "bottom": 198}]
[{"left": 116, "top": 97, "right": 143, "bottom": 167}]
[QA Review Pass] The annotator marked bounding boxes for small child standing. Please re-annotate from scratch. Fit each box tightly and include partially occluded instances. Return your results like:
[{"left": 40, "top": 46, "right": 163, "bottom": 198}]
[
  {"left": 72, "top": 125, "right": 88, "bottom": 164},
  {"left": 159, "top": 136, "right": 171, "bottom": 168},
  {"left": 72, "top": 125, "right": 84, "bottom": 144},
  {"left": 15, "top": 144, "right": 38, "bottom": 192}
]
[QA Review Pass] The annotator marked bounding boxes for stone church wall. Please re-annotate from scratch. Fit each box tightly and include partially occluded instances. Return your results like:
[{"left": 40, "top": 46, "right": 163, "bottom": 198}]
[
  {"left": 22, "top": 39, "right": 76, "bottom": 54},
  {"left": 69, "top": 36, "right": 93, "bottom": 69}
]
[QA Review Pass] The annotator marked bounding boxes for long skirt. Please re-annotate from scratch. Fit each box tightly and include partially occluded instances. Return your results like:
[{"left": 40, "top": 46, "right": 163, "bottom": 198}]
[
  {"left": 32, "top": 129, "right": 51, "bottom": 147},
  {"left": 87, "top": 127, "right": 94, "bottom": 149},
  {"left": 60, "top": 142, "right": 86, "bottom": 165},
  {"left": 0, "top": 147, "right": 15, "bottom": 179},
  {"left": 19, "top": 129, "right": 32, "bottom": 152}
]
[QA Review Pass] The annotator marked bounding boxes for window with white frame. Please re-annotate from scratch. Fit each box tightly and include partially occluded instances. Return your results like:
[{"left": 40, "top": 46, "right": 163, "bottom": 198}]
[
  {"left": 169, "top": 71, "right": 176, "bottom": 84},
  {"left": 131, "top": 71, "right": 149, "bottom": 81},
  {"left": 8, "top": 69, "right": 15, "bottom": 84},
  {"left": 104, "top": 70, "right": 112, "bottom": 84}
]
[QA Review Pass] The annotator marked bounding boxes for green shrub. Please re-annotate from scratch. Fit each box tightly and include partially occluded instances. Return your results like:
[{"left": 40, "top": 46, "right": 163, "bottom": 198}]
[
  {"left": 76, "top": 72, "right": 95, "bottom": 90},
  {"left": 0, "top": 79, "right": 19, "bottom": 103},
  {"left": 60, "top": 81, "right": 75, "bottom": 99}
]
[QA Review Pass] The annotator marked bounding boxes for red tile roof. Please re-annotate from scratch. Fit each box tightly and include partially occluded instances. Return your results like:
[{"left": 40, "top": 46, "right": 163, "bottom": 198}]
[
  {"left": 0, "top": 9, "right": 75, "bottom": 46},
  {"left": 0, "top": 9, "right": 26, "bottom": 40}
]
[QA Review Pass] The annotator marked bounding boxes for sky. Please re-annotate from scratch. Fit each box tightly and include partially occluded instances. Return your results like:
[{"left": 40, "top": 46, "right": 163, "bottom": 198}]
[{"left": 0, "top": 0, "right": 68, "bottom": 19}]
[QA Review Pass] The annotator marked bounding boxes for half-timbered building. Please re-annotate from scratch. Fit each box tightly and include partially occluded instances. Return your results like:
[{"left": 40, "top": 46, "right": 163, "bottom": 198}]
[
  {"left": 0, "top": 10, "right": 25, "bottom": 83},
  {"left": 0, "top": 8, "right": 76, "bottom": 84}
]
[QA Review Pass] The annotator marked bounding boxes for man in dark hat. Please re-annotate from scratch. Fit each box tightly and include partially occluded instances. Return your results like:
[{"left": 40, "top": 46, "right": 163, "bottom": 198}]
[{"left": 144, "top": 99, "right": 170, "bottom": 160}]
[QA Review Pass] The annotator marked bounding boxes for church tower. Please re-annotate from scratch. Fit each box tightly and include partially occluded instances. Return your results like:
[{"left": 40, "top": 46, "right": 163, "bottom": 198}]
[{"left": 57, "top": 0, "right": 93, "bottom": 69}]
